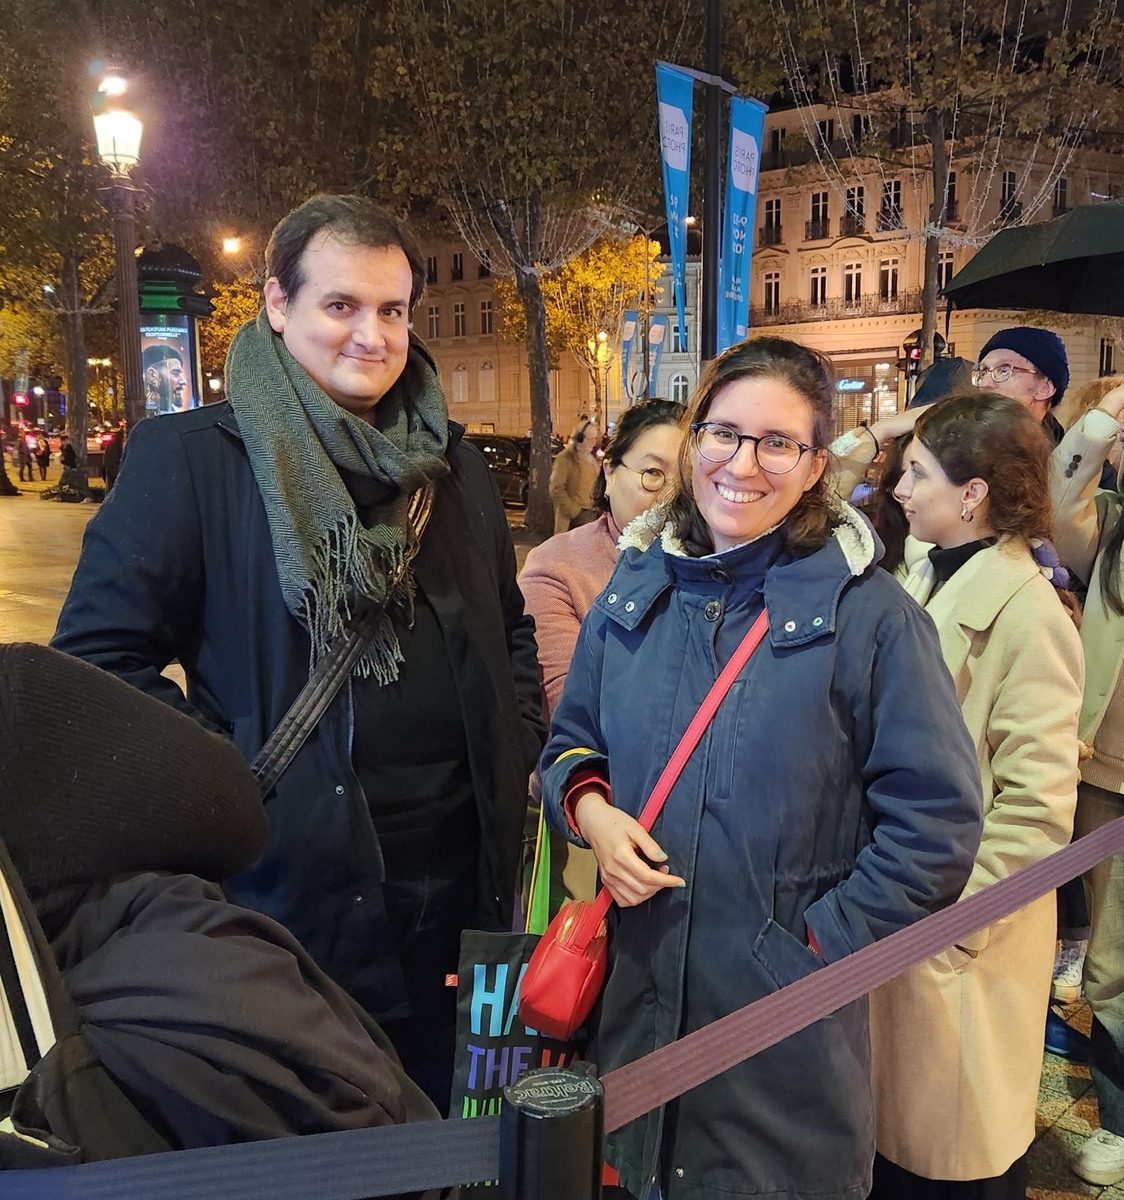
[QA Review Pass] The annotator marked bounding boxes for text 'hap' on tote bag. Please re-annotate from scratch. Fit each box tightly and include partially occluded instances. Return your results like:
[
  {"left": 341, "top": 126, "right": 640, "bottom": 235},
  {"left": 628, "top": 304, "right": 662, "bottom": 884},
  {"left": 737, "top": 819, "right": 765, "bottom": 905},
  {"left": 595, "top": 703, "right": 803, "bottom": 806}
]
[{"left": 450, "top": 807, "right": 586, "bottom": 1122}]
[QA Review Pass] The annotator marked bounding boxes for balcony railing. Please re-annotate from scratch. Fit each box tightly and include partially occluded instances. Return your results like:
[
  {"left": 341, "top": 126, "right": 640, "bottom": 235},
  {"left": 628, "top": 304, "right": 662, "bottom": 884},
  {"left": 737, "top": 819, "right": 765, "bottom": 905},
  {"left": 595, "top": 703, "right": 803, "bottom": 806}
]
[
  {"left": 759, "top": 224, "right": 783, "bottom": 247},
  {"left": 805, "top": 218, "right": 831, "bottom": 241},
  {"left": 876, "top": 208, "right": 904, "bottom": 232},
  {"left": 839, "top": 212, "right": 866, "bottom": 237},
  {"left": 749, "top": 289, "right": 923, "bottom": 327}
]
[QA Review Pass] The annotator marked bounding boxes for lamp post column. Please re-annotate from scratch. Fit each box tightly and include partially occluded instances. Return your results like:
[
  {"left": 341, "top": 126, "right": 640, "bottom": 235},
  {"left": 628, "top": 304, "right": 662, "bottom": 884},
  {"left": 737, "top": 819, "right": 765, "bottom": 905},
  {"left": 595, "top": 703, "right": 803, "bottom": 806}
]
[{"left": 106, "top": 183, "right": 145, "bottom": 427}]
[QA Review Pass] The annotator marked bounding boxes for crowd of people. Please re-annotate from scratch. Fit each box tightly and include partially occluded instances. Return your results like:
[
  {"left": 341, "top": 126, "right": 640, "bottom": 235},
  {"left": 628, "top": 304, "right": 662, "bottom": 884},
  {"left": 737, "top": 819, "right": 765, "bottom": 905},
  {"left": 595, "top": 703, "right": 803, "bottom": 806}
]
[{"left": 5, "top": 192, "right": 1124, "bottom": 1199}]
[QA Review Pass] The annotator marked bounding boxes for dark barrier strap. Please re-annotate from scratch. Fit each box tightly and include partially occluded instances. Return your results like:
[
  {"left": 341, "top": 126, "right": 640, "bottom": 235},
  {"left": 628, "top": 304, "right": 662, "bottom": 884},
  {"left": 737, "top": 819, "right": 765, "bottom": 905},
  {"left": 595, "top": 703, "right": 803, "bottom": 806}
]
[
  {"left": 2, "top": 1116, "right": 500, "bottom": 1200},
  {"left": 602, "top": 813, "right": 1124, "bottom": 1132},
  {"left": 8, "top": 814, "right": 1124, "bottom": 1197}
]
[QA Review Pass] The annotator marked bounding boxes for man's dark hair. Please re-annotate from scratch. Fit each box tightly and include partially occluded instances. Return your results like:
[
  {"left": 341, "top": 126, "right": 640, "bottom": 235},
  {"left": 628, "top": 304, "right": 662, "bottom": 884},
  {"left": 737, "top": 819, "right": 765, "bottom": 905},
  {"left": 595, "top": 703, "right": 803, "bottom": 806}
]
[
  {"left": 266, "top": 194, "right": 427, "bottom": 311},
  {"left": 143, "top": 345, "right": 183, "bottom": 372}
]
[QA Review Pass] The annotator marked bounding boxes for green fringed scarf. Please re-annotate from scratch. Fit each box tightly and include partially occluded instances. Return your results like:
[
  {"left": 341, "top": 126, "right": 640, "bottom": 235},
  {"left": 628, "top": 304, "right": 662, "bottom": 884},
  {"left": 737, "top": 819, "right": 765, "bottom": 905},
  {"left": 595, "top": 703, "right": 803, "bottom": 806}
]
[{"left": 225, "top": 310, "right": 449, "bottom": 683}]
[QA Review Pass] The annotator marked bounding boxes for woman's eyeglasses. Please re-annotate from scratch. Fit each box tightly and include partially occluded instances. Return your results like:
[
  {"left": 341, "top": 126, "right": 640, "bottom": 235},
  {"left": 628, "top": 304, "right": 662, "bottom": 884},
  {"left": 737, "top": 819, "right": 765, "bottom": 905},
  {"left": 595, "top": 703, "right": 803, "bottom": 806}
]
[
  {"left": 617, "top": 461, "right": 668, "bottom": 493},
  {"left": 691, "top": 422, "right": 818, "bottom": 475}
]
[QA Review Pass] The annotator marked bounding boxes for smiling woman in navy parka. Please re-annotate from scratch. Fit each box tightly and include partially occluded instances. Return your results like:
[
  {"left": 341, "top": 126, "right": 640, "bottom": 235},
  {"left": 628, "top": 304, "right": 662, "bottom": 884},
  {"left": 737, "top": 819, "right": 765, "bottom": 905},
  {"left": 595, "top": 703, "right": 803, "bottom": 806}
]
[{"left": 540, "top": 337, "right": 985, "bottom": 1200}]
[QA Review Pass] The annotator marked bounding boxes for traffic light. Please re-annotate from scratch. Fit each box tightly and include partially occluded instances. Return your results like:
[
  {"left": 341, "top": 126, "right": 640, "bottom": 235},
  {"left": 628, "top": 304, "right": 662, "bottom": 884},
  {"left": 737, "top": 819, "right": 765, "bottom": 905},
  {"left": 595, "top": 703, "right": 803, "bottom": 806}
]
[
  {"left": 907, "top": 345, "right": 923, "bottom": 378},
  {"left": 13, "top": 393, "right": 27, "bottom": 407}
]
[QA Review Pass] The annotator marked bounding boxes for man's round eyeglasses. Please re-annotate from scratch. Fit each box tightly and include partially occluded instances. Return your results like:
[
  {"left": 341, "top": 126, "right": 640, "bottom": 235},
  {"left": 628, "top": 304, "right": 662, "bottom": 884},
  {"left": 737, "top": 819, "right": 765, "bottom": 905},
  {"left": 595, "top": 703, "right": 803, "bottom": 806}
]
[
  {"left": 691, "top": 422, "right": 819, "bottom": 475},
  {"left": 971, "top": 363, "right": 1040, "bottom": 387},
  {"left": 618, "top": 461, "right": 668, "bottom": 493}
]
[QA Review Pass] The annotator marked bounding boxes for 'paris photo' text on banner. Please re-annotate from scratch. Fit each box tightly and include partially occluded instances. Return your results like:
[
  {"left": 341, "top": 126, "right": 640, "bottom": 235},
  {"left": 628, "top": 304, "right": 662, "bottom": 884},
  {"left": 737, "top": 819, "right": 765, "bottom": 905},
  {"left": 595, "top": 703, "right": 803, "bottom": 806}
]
[
  {"left": 656, "top": 64, "right": 694, "bottom": 346},
  {"left": 719, "top": 95, "right": 768, "bottom": 353}
]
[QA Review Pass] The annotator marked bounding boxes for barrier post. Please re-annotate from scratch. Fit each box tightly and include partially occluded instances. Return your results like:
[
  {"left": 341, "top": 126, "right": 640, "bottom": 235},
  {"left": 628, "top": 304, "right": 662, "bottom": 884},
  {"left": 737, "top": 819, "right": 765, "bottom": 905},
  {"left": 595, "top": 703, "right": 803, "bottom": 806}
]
[{"left": 500, "top": 1064, "right": 604, "bottom": 1200}]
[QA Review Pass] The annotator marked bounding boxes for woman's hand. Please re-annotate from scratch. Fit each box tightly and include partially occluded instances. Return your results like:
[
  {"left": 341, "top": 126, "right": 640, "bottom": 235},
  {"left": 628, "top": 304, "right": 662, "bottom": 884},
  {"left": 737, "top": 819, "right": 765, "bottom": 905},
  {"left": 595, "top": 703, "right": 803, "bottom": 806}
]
[
  {"left": 870, "top": 404, "right": 929, "bottom": 444},
  {"left": 573, "top": 792, "right": 685, "bottom": 907},
  {"left": 1097, "top": 383, "right": 1124, "bottom": 423}
]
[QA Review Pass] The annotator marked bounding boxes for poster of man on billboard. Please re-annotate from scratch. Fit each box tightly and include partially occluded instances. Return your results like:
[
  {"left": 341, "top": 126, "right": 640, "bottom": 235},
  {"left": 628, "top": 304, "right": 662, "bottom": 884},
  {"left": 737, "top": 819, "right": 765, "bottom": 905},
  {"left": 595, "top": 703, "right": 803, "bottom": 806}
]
[{"left": 140, "top": 315, "right": 196, "bottom": 415}]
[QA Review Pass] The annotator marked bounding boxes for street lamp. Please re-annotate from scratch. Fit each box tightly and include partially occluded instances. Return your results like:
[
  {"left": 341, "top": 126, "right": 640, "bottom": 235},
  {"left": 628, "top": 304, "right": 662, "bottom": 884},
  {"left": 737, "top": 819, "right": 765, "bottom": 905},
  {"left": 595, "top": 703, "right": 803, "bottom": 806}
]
[
  {"left": 92, "top": 72, "right": 145, "bottom": 428},
  {"left": 222, "top": 237, "right": 242, "bottom": 256}
]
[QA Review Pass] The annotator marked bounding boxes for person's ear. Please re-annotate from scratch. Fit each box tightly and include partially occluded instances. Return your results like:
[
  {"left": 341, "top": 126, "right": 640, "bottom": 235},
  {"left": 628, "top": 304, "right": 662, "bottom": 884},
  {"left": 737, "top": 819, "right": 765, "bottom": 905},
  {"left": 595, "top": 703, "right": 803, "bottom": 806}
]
[
  {"left": 263, "top": 278, "right": 288, "bottom": 334},
  {"left": 1032, "top": 374, "right": 1057, "bottom": 404},
  {"left": 962, "top": 477, "right": 989, "bottom": 517},
  {"left": 801, "top": 448, "right": 828, "bottom": 494}
]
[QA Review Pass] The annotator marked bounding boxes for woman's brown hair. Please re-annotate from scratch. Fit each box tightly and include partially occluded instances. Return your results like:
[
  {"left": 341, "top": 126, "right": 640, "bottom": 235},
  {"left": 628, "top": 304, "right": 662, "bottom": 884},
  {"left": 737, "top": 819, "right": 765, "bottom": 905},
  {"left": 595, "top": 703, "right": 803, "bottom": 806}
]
[
  {"left": 665, "top": 336, "right": 836, "bottom": 558},
  {"left": 912, "top": 391, "right": 1054, "bottom": 545}
]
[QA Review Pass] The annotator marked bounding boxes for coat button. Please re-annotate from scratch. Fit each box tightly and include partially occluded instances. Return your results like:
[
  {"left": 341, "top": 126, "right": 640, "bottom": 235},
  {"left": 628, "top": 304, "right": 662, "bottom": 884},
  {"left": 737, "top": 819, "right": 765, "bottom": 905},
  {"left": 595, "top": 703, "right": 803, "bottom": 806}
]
[
  {"left": 608, "top": 593, "right": 618, "bottom": 604},
  {"left": 625, "top": 601, "right": 636, "bottom": 612},
  {"left": 704, "top": 600, "right": 722, "bottom": 621},
  {"left": 336, "top": 784, "right": 345, "bottom": 795},
  {"left": 710, "top": 568, "right": 730, "bottom": 583},
  {"left": 675, "top": 1168, "right": 684, "bottom": 1178},
  {"left": 784, "top": 620, "right": 797, "bottom": 632},
  {"left": 353, "top": 894, "right": 363, "bottom": 905},
  {"left": 812, "top": 616, "right": 824, "bottom": 627}
]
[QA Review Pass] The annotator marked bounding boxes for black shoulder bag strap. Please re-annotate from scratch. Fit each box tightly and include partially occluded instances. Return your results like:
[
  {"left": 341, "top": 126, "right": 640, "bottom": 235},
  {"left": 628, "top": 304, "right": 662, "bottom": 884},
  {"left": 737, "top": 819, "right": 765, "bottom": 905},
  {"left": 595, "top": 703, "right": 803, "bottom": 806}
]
[{"left": 250, "top": 484, "right": 435, "bottom": 798}]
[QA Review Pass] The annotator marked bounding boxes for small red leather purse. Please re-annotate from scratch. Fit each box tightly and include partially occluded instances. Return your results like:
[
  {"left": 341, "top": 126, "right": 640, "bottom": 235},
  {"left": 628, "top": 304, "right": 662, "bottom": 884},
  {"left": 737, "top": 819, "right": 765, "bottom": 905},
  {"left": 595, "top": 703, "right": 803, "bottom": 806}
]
[{"left": 518, "top": 610, "right": 770, "bottom": 1041}]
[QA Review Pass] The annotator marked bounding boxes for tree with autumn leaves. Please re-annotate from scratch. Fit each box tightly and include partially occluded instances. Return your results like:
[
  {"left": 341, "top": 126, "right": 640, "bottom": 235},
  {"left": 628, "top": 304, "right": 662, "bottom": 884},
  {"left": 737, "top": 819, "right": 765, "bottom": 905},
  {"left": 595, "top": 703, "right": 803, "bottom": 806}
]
[{"left": 495, "top": 234, "right": 662, "bottom": 425}]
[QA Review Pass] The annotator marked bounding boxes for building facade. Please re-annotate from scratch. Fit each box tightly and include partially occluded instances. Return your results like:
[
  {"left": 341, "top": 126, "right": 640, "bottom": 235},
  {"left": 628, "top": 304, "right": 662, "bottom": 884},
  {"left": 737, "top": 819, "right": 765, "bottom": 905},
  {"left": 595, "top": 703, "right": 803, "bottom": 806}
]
[
  {"left": 748, "top": 102, "right": 1124, "bottom": 431},
  {"left": 418, "top": 110, "right": 1124, "bottom": 438}
]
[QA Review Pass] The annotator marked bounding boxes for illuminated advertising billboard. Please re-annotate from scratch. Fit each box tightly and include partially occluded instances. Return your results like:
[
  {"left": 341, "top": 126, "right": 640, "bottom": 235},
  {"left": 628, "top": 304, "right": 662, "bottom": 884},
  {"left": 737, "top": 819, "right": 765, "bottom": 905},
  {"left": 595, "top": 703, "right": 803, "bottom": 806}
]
[{"left": 140, "top": 313, "right": 197, "bottom": 415}]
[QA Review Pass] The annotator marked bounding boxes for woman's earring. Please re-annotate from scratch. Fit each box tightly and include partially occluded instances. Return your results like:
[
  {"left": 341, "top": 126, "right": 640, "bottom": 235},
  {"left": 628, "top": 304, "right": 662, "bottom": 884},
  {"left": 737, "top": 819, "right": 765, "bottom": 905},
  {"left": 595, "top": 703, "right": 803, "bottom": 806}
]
[{"left": 961, "top": 503, "right": 974, "bottom": 523}]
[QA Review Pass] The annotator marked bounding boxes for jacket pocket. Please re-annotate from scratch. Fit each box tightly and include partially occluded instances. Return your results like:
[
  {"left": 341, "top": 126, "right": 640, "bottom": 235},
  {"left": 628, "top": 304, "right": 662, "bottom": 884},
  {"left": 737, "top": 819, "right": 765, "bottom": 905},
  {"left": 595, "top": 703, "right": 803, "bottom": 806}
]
[{"left": 751, "top": 918, "right": 825, "bottom": 991}]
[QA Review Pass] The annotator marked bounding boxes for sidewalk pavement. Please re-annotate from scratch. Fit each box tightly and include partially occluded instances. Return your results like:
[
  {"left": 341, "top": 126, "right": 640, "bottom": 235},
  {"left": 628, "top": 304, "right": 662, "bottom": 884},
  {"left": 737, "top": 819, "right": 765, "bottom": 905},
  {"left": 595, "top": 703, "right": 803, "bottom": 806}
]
[{"left": 1, "top": 487, "right": 1120, "bottom": 1197}]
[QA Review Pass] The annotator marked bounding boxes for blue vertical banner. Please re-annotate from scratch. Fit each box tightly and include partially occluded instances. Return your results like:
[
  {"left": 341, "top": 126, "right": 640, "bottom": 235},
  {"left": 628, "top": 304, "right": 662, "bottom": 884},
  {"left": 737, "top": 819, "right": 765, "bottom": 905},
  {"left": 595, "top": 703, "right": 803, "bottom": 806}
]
[
  {"left": 656, "top": 64, "right": 694, "bottom": 347},
  {"left": 719, "top": 95, "right": 769, "bottom": 353},
  {"left": 620, "top": 309, "right": 639, "bottom": 398},
  {"left": 648, "top": 314, "right": 669, "bottom": 396}
]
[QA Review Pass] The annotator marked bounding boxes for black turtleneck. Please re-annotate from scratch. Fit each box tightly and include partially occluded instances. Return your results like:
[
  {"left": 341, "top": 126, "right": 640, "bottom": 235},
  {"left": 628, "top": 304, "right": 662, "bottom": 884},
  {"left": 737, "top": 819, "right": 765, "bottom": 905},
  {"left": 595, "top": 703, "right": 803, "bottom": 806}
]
[{"left": 928, "top": 538, "right": 996, "bottom": 587}]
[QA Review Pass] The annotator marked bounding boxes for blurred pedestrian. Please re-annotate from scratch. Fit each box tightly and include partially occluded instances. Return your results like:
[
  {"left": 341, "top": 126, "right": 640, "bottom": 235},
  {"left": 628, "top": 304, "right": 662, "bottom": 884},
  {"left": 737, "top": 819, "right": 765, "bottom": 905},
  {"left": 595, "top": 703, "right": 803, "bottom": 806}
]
[
  {"left": 1051, "top": 381, "right": 1124, "bottom": 1186},
  {"left": 519, "top": 397, "right": 683, "bottom": 905},
  {"left": 103, "top": 424, "right": 126, "bottom": 491},
  {"left": 52, "top": 194, "right": 546, "bottom": 1115},
  {"left": 549, "top": 419, "right": 601, "bottom": 533},
  {"left": 870, "top": 392, "right": 1083, "bottom": 1199},
  {"left": 541, "top": 337, "right": 983, "bottom": 1200},
  {"left": 16, "top": 431, "right": 33, "bottom": 482},
  {"left": 34, "top": 433, "right": 50, "bottom": 480}
]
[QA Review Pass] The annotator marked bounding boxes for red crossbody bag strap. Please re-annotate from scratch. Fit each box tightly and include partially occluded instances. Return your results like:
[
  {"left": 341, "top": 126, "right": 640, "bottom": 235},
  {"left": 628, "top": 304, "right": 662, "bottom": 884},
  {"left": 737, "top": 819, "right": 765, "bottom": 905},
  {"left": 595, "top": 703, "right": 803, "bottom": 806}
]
[{"left": 571, "top": 607, "right": 772, "bottom": 940}]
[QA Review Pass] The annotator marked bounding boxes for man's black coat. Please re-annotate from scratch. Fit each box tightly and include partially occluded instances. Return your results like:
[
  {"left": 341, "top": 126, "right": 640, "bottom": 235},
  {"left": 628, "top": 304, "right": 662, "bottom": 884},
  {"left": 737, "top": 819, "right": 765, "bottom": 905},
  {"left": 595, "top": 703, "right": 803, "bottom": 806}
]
[{"left": 53, "top": 402, "right": 546, "bottom": 1021}]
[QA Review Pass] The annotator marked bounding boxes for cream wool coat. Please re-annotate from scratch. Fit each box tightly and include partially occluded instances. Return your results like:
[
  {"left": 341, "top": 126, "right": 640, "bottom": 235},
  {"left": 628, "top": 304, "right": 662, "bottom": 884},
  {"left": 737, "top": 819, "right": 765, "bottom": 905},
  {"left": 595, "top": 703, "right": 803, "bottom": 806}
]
[{"left": 870, "top": 540, "right": 1083, "bottom": 1180}]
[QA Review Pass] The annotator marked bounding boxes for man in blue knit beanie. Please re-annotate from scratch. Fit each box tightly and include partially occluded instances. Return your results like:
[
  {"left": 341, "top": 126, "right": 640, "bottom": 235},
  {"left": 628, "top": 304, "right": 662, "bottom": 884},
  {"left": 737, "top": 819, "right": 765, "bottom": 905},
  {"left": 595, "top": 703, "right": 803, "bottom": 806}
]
[{"left": 974, "top": 326, "right": 1070, "bottom": 445}]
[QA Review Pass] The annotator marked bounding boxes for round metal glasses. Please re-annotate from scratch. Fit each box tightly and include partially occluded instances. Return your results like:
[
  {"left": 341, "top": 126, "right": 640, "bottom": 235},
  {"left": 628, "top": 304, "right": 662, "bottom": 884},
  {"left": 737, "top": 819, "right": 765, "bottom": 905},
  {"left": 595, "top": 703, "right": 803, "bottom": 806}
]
[
  {"left": 691, "top": 421, "right": 819, "bottom": 475},
  {"left": 617, "top": 461, "right": 668, "bottom": 492}
]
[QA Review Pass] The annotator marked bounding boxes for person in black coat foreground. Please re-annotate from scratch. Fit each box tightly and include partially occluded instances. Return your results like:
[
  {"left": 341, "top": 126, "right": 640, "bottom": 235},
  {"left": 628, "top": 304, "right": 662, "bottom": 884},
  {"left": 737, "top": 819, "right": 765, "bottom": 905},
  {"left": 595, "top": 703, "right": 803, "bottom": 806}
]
[
  {"left": 0, "top": 643, "right": 438, "bottom": 1154},
  {"left": 53, "top": 196, "right": 547, "bottom": 1112}
]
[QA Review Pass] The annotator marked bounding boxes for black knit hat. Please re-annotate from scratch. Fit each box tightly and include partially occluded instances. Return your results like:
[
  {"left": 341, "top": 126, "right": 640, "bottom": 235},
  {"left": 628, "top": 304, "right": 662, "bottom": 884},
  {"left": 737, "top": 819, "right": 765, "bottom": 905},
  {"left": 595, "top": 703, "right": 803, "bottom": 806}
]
[{"left": 0, "top": 644, "right": 267, "bottom": 895}]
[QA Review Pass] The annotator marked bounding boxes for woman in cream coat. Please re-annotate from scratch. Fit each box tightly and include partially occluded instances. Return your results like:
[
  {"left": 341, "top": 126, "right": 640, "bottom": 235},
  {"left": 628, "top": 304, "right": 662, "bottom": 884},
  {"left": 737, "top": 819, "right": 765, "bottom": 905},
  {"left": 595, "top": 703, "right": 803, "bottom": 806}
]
[{"left": 869, "top": 393, "right": 1083, "bottom": 1199}]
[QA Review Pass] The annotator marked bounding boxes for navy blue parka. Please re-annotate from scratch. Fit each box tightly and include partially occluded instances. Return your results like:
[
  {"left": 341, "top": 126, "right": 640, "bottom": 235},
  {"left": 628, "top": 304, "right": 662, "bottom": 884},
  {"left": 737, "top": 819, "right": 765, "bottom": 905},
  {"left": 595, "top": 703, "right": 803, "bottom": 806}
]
[
  {"left": 541, "top": 507, "right": 983, "bottom": 1200},
  {"left": 52, "top": 401, "right": 546, "bottom": 1023}
]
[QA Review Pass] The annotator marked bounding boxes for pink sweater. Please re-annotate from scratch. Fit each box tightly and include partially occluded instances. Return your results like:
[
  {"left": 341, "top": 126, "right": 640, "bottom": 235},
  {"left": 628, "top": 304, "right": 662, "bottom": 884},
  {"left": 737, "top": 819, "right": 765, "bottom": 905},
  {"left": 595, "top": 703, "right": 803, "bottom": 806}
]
[{"left": 518, "top": 511, "right": 622, "bottom": 719}]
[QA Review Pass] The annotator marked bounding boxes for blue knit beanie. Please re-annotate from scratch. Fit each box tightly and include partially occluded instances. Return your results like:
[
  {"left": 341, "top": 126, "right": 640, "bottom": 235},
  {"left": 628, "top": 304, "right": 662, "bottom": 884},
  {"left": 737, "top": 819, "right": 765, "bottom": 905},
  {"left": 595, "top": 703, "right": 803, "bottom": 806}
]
[{"left": 979, "top": 327, "right": 1069, "bottom": 407}]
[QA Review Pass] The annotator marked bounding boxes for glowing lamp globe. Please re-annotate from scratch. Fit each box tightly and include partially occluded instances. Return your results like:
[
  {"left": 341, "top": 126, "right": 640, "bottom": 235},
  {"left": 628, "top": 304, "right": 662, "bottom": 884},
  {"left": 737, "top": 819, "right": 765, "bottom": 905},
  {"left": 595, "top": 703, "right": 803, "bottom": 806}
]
[{"left": 94, "top": 108, "right": 143, "bottom": 174}]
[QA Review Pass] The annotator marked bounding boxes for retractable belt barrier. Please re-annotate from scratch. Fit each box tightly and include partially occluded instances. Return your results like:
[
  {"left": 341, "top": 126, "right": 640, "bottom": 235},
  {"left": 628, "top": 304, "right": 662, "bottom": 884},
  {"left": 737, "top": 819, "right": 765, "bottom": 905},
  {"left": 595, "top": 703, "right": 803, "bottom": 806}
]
[{"left": 8, "top": 813, "right": 1124, "bottom": 1200}]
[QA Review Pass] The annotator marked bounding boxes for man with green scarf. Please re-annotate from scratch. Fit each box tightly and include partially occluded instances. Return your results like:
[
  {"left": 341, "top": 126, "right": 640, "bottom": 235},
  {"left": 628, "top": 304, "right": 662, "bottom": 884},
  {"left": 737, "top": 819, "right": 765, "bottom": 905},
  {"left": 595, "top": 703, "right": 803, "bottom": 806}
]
[{"left": 53, "top": 195, "right": 547, "bottom": 1114}]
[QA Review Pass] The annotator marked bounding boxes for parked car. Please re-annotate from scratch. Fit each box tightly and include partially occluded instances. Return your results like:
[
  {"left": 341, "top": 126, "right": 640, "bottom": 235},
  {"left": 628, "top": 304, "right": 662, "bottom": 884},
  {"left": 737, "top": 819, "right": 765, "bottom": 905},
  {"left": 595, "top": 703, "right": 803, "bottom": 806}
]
[{"left": 463, "top": 434, "right": 530, "bottom": 508}]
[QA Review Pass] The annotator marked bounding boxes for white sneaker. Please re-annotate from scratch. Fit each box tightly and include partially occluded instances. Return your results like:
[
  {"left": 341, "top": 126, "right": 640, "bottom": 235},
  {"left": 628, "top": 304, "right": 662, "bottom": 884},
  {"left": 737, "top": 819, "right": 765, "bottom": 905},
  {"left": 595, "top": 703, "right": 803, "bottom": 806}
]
[
  {"left": 1052, "top": 938, "right": 1088, "bottom": 1003},
  {"left": 1074, "top": 1128, "right": 1124, "bottom": 1186}
]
